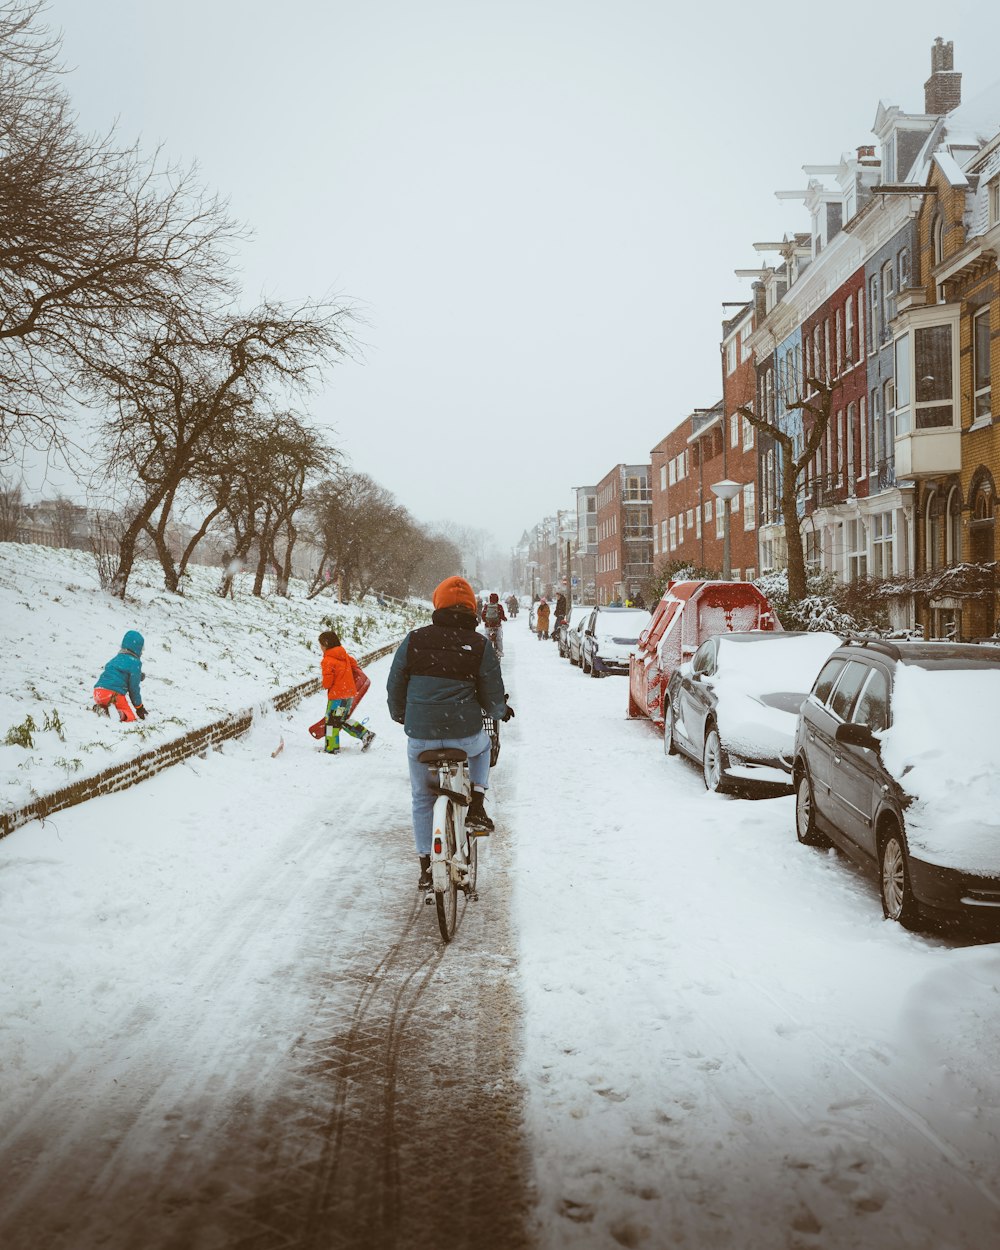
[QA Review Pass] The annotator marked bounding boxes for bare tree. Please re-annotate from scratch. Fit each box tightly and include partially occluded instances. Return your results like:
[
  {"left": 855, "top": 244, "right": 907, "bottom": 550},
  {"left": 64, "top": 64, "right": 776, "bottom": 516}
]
[
  {"left": 0, "top": 479, "right": 23, "bottom": 540},
  {"left": 91, "top": 300, "right": 353, "bottom": 597},
  {"left": 735, "top": 364, "right": 839, "bottom": 603},
  {"left": 0, "top": 2, "right": 242, "bottom": 460},
  {"left": 255, "top": 415, "right": 336, "bottom": 596}
]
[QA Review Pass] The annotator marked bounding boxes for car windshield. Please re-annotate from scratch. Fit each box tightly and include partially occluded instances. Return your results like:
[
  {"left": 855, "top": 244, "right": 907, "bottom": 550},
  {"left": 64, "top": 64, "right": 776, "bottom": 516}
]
[
  {"left": 568, "top": 606, "right": 591, "bottom": 629},
  {"left": 881, "top": 661, "right": 1000, "bottom": 871},
  {"left": 595, "top": 609, "right": 649, "bottom": 640}
]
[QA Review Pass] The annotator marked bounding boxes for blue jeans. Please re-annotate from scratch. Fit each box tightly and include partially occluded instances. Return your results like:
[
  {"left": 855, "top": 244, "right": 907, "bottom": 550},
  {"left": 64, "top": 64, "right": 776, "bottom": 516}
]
[{"left": 406, "top": 729, "right": 492, "bottom": 855}]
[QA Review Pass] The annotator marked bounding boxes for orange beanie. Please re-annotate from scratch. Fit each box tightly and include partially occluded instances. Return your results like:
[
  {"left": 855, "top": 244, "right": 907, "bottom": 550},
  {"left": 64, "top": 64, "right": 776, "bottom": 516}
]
[{"left": 433, "top": 576, "right": 477, "bottom": 614}]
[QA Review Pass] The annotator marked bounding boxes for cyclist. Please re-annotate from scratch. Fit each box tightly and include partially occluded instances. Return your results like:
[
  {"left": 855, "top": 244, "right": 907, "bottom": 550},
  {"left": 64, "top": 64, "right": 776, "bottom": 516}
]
[
  {"left": 481, "top": 592, "right": 507, "bottom": 657},
  {"left": 387, "top": 575, "right": 513, "bottom": 889}
]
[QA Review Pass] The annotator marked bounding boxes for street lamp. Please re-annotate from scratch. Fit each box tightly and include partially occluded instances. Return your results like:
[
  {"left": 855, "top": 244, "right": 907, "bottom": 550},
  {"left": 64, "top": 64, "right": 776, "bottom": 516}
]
[{"left": 710, "top": 479, "right": 743, "bottom": 580}]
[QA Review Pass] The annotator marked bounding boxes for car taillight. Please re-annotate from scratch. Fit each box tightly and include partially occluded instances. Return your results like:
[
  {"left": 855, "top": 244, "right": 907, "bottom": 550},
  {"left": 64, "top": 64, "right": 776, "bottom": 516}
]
[{"left": 433, "top": 836, "right": 442, "bottom": 854}]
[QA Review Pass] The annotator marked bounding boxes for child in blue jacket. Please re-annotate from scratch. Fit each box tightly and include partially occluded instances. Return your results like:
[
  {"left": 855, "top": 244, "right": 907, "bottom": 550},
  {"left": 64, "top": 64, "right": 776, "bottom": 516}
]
[{"left": 93, "top": 630, "right": 147, "bottom": 722}]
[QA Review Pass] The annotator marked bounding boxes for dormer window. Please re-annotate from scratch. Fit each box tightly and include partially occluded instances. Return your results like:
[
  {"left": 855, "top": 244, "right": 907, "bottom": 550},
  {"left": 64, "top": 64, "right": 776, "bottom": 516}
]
[{"left": 990, "top": 178, "right": 1000, "bottom": 227}]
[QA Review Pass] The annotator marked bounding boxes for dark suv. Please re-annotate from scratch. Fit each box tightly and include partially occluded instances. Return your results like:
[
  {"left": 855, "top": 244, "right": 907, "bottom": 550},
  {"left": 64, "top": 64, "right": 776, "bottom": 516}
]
[{"left": 793, "top": 639, "right": 1000, "bottom": 928}]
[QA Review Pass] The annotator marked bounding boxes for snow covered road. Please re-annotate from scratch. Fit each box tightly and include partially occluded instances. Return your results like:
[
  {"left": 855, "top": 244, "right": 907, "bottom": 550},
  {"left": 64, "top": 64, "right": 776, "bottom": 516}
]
[{"left": 2, "top": 617, "right": 999, "bottom": 1249}]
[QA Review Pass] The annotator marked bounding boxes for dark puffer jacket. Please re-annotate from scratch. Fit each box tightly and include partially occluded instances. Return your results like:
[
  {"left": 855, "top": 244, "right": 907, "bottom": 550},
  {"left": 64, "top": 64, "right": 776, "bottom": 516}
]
[{"left": 386, "top": 607, "right": 506, "bottom": 738}]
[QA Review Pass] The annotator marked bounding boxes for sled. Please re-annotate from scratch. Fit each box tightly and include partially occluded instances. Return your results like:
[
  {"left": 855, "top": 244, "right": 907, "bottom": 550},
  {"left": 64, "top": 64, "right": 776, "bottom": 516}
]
[{"left": 308, "top": 669, "right": 371, "bottom": 739}]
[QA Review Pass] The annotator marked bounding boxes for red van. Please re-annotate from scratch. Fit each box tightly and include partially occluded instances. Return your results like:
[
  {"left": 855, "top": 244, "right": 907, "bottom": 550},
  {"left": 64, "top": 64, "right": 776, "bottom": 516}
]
[{"left": 627, "top": 580, "right": 780, "bottom": 724}]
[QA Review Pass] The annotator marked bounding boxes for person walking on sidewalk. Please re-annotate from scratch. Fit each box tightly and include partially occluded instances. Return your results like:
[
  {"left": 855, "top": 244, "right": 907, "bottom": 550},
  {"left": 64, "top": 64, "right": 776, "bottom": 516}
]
[
  {"left": 93, "top": 630, "right": 147, "bottom": 722},
  {"left": 319, "top": 630, "right": 376, "bottom": 754},
  {"left": 535, "top": 598, "right": 550, "bottom": 640},
  {"left": 386, "top": 575, "right": 513, "bottom": 889}
]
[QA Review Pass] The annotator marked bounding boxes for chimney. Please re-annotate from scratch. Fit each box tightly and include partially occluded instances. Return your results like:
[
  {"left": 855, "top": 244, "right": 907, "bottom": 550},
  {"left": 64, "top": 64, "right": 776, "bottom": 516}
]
[
  {"left": 924, "top": 37, "right": 961, "bottom": 114},
  {"left": 856, "top": 145, "right": 877, "bottom": 162},
  {"left": 752, "top": 280, "right": 766, "bottom": 323}
]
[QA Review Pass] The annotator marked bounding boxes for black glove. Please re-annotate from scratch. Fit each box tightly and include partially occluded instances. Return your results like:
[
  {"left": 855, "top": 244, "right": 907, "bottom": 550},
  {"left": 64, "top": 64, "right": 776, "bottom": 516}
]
[
  {"left": 135, "top": 705, "right": 148, "bottom": 720},
  {"left": 502, "top": 701, "right": 515, "bottom": 722}
]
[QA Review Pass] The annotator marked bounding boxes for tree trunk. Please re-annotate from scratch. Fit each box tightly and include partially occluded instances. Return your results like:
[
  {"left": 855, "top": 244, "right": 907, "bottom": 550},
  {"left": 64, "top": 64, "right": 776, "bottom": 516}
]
[
  {"left": 781, "top": 456, "right": 807, "bottom": 603},
  {"left": 176, "top": 499, "right": 229, "bottom": 586},
  {"left": 276, "top": 519, "right": 295, "bottom": 596}
]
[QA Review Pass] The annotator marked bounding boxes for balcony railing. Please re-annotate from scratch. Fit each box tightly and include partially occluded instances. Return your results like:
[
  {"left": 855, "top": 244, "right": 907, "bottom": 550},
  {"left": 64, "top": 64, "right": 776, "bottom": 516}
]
[
  {"left": 622, "top": 490, "right": 652, "bottom": 502},
  {"left": 623, "top": 527, "right": 653, "bottom": 540}
]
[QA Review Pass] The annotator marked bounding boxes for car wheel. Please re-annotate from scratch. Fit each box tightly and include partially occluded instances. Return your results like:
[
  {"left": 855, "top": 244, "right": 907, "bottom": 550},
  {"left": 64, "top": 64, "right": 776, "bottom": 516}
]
[
  {"left": 702, "top": 726, "right": 729, "bottom": 793},
  {"left": 589, "top": 655, "right": 601, "bottom": 678},
  {"left": 879, "top": 824, "right": 920, "bottom": 928},
  {"left": 663, "top": 700, "right": 678, "bottom": 756},
  {"left": 795, "top": 769, "right": 829, "bottom": 847},
  {"left": 582, "top": 651, "right": 591, "bottom": 675}
]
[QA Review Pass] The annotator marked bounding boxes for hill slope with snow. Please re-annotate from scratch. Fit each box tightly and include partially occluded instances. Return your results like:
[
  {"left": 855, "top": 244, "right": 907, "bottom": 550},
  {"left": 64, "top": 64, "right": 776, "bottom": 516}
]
[{"left": 0, "top": 544, "right": 421, "bottom": 815}]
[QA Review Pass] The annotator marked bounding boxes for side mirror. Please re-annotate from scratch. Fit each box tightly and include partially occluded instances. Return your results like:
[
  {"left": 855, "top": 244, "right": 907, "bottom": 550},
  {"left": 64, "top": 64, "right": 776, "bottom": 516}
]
[{"left": 836, "top": 722, "right": 878, "bottom": 750}]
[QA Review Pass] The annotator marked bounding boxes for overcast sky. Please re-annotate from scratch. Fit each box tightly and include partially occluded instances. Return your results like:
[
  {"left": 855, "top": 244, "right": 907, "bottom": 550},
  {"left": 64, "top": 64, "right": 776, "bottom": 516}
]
[{"left": 39, "top": 0, "right": 1000, "bottom": 550}]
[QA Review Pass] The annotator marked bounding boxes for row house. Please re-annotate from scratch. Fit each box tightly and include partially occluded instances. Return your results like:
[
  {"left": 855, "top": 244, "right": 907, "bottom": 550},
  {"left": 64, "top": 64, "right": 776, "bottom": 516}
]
[
  {"left": 901, "top": 78, "right": 1000, "bottom": 638},
  {"left": 650, "top": 391, "right": 758, "bottom": 581},
  {"left": 573, "top": 485, "right": 598, "bottom": 604},
  {"left": 740, "top": 39, "right": 1000, "bottom": 637},
  {"left": 595, "top": 463, "right": 653, "bottom": 605}
]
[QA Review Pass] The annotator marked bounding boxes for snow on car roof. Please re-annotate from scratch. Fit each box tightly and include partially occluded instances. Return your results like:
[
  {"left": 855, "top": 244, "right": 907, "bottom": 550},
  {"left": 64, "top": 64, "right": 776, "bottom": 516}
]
[{"left": 715, "top": 631, "right": 843, "bottom": 691}]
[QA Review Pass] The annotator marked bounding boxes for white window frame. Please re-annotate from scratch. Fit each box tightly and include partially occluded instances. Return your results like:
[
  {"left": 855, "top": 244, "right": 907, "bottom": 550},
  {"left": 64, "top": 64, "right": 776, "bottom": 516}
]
[
  {"left": 973, "top": 305, "right": 992, "bottom": 422},
  {"left": 730, "top": 412, "right": 739, "bottom": 447},
  {"left": 844, "top": 296, "right": 854, "bottom": 365},
  {"left": 892, "top": 305, "right": 961, "bottom": 436},
  {"left": 726, "top": 339, "right": 737, "bottom": 375},
  {"left": 872, "top": 511, "right": 894, "bottom": 578},
  {"left": 668, "top": 459, "right": 676, "bottom": 486},
  {"left": 659, "top": 464, "right": 667, "bottom": 492},
  {"left": 669, "top": 516, "right": 677, "bottom": 551},
  {"left": 743, "top": 482, "right": 755, "bottom": 529},
  {"left": 742, "top": 415, "right": 754, "bottom": 450}
]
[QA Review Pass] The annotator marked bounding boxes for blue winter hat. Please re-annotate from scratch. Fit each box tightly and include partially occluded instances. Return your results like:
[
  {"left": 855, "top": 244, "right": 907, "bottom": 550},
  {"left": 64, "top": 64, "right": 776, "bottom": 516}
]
[{"left": 121, "top": 630, "right": 144, "bottom": 655}]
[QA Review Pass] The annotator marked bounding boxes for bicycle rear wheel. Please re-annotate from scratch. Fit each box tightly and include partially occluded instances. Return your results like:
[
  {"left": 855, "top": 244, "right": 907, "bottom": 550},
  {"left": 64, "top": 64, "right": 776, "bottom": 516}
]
[{"left": 435, "top": 804, "right": 459, "bottom": 942}]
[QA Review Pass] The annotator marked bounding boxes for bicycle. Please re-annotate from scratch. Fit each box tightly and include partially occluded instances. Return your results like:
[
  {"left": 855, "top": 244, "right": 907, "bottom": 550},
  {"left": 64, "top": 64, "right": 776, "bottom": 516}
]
[
  {"left": 418, "top": 746, "right": 479, "bottom": 942},
  {"left": 417, "top": 715, "right": 500, "bottom": 942}
]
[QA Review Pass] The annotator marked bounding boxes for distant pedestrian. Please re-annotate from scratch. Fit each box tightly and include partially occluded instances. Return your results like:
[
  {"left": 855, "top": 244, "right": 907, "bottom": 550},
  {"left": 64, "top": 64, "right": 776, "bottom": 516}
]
[
  {"left": 535, "top": 599, "right": 550, "bottom": 640},
  {"left": 319, "top": 630, "right": 375, "bottom": 754},
  {"left": 93, "top": 630, "right": 147, "bottom": 722}
]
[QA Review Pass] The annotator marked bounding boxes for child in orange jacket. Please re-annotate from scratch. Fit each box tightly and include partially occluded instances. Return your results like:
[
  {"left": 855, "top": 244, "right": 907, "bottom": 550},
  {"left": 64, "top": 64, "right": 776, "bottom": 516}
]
[{"left": 319, "top": 630, "right": 375, "bottom": 755}]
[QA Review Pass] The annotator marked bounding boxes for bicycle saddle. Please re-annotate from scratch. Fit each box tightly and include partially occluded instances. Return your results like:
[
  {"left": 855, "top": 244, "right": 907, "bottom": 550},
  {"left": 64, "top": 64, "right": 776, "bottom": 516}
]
[{"left": 417, "top": 747, "right": 468, "bottom": 764}]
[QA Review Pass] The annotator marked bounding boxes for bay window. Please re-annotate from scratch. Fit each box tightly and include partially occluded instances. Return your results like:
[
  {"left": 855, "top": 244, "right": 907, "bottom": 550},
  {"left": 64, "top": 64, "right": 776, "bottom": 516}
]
[{"left": 891, "top": 305, "right": 961, "bottom": 476}]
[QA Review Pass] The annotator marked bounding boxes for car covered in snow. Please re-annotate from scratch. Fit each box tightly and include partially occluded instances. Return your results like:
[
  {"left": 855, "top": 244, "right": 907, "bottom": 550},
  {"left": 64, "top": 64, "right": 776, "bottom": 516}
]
[
  {"left": 793, "top": 639, "right": 1000, "bottom": 928},
  {"left": 556, "top": 605, "right": 593, "bottom": 659},
  {"left": 628, "top": 580, "right": 780, "bottom": 724},
  {"left": 665, "top": 631, "right": 843, "bottom": 793},
  {"left": 579, "top": 606, "right": 651, "bottom": 677}
]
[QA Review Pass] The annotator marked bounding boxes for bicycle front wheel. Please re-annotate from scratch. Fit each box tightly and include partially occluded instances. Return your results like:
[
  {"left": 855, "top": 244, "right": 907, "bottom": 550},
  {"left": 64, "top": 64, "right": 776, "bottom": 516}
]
[{"left": 435, "top": 803, "right": 459, "bottom": 942}]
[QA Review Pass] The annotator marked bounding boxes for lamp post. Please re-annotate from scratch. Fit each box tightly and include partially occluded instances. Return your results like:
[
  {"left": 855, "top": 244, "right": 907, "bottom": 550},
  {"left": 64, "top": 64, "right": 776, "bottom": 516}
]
[{"left": 710, "top": 479, "right": 743, "bottom": 580}]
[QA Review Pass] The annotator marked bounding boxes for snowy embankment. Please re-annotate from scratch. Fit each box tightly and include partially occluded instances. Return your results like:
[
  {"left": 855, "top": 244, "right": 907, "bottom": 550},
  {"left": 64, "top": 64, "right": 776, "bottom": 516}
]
[{"left": 0, "top": 543, "right": 423, "bottom": 816}]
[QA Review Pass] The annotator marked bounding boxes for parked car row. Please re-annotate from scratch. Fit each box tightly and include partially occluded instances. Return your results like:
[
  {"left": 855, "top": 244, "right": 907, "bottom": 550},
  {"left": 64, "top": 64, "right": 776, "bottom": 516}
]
[{"left": 550, "top": 579, "right": 1000, "bottom": 933}]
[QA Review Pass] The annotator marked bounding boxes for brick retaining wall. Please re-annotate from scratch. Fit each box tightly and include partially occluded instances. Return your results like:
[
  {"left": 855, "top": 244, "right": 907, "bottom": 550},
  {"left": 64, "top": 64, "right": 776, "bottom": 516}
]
[{"left": 0, "top": 640, "right": 401, "bottom": 842}]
